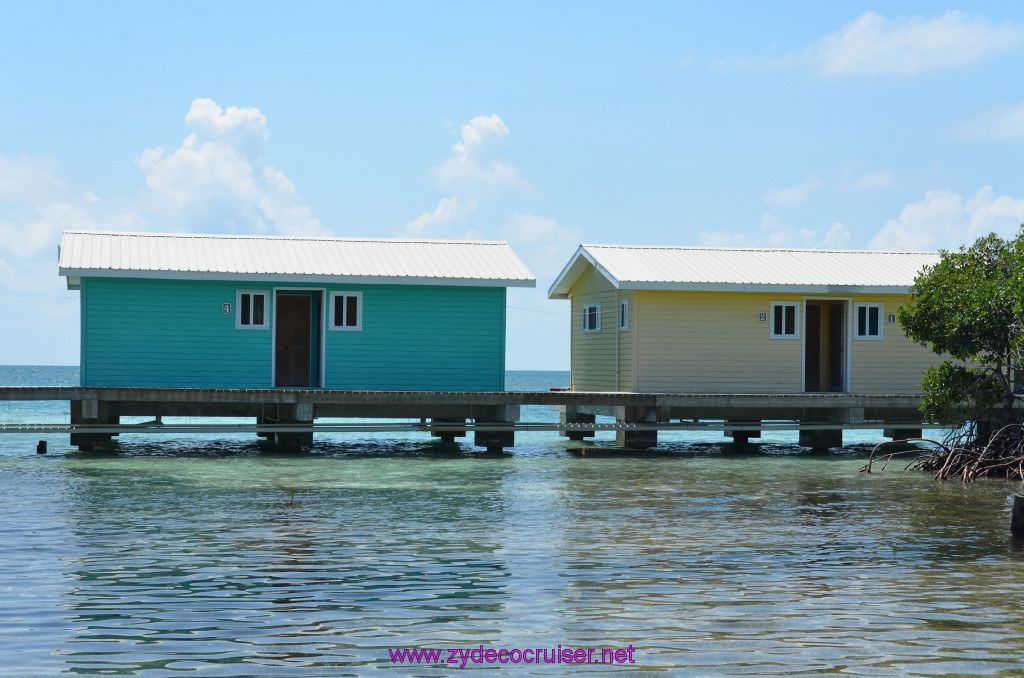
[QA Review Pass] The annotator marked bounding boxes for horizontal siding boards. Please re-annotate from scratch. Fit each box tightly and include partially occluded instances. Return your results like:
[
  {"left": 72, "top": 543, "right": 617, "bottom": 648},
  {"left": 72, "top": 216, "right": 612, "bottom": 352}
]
[
  {"left": 570, "top": 271, "right": 617, "bottom": 391},
  {"left": 618, "top": 290, "right": 634, "bottom": 391},
  {"left": 633, "top": 290, "right": 942, "bottom": 394},
  {"left": 82, "top": 278, "right": 272, "bottom": 388},
  {"left": 848, "top": 295, "right": 938, "bottom": 395},
  {"left": 81, "top": 278, "right": 507, "bottom": 391},
  {"left": 325, "top": 285, "right": 504, "bottom": 390},
  {"left": 635, "top": 290, "right": 802, "bottom": 393}
]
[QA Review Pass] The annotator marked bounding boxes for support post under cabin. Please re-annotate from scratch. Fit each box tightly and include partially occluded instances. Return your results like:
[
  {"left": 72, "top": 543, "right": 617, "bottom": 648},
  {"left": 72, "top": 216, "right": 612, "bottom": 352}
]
[
  {"left": 431, "top": 419, "right": 467, "bottom": 444},
  {"left": 70, "top": 398, "right": 119, "bottom": 451},
  {"left": 473, "top": 406, "right": 518, "bottom": 452},
  {"left": 615, "top": 405, "right": 658, "bottom": 450},
  {"left": 274, "top": 402, "right": 315, "bottom": 450},
  {"left": 559, "top": 405, "right": 596, "bottom": 441},
  {"left": 798, "top": 408, "right": 846, "bottom": 452},
  {"left": 725, "top": 420, "right": 761, "bottom": 446}
]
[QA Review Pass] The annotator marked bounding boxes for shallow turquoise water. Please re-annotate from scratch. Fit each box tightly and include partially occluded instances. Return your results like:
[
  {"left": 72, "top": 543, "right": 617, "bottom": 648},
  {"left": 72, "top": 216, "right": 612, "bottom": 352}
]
[{"left": 2, "top": 367, "right": 1023, "bottom": 676}]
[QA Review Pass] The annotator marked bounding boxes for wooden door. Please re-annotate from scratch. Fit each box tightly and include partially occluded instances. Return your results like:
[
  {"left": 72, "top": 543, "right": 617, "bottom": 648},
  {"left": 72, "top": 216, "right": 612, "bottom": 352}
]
[
  {"left": 276, "top": 295, "right": 311, "bottom": 387},
  {"left": 828, "top": 302, "right": 845, "bottom": 392},
  {"left": 804, "top": 303, "right": 821, "bottom": 392}
]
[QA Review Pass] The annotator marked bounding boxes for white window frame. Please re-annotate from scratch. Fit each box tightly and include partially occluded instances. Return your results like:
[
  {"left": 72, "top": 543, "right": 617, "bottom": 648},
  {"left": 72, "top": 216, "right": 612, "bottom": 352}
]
[
  {"left": 769, "top": 301, "right": 799, "bottom": 339},
  {"left": 854, "top": 302, "right": 884, "bottom": 340},
  {"left": 582, "top": 303, "right": 601, "bottom": 333},
  {"left": 329, "top": 291, "right": 363, "bottom": 331},
  {"left": 618, "top": 298, "right": 629, "bottom": 331},
  {"left": 236, "top": 290, "right": 269, "bottom": 329}
]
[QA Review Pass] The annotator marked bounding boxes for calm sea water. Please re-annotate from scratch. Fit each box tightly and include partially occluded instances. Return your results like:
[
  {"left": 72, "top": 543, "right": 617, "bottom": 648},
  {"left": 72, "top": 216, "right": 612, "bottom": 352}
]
[{"left": 1, "top": 366, "right": 1023, "bottom": 676}]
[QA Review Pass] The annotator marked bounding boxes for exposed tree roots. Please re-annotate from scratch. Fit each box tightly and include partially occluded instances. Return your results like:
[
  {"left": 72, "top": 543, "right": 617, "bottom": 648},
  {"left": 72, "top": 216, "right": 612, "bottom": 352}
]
[{"left": 862, "top": 424, "right": 1024, "bottom": 483}]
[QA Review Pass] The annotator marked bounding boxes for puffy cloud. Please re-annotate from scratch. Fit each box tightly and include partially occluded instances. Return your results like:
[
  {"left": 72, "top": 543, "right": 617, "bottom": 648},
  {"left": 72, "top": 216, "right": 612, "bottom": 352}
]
[
  {"left": 432, "top": 114, "right": 523, "bottom": 191},
  {"left": 764, "top": 178, "right": 819, "bottom": 207},
  {"left": 402, "top": 114, "right": 529, "bottom": 238},
  {"left": 0, "top": 97, "right": 326, "bottom": 291},
  {"left": 869, "top": 186, "right": 1024, "bottom": 250},
  {"left": 403, "top": 195, "right": 477, "bottom": 237},
  {"left": 137, "top": 98, "right": 326, "bottom": 235},
  {"left": 960, "top": 101, "right": 1024, "bottom": 143},
  {"left": 720, "top": 11, "right": 1023, "bottom": 78}
]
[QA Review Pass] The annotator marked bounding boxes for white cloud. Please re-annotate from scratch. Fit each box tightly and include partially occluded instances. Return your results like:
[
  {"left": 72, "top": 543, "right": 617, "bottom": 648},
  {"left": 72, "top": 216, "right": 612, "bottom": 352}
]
[
  {"left": 764, "top": 178, "right": 819, "bottom": 207},
  {"left": 869, "top": 186, "right": 1024, "bottom": 250},
  {"left": 137, "top": 98, "right": 326, "bottom": 235},
  {"left": 0, "top": 97, "right": 327, "bottom": 317},
  {"left": 403, "top": 196, "right": 477, "bottom": 237},
  {"left": 960, "top": 101, "right": 1024, "bottom": 142},
  {"left": 818, "top": 222, "right": 851, "bottom": 248},
  {"left": 810, "top": 11, "right": 1023, "bottom": 77},
  {"left": 402, "top": 113, "right": 529, "bottom": 238},
  {"left": 0, "top": 99, "right": 334, "bottom": 364},
  {"left": 721, "top": 11, "right": 1023, "bottom": 78},
  {"left": 699, "top": 215, "right": 851, "bottom": 249},
  {"left": 432, "top": 114, "right": 523, "bottom": 191}
]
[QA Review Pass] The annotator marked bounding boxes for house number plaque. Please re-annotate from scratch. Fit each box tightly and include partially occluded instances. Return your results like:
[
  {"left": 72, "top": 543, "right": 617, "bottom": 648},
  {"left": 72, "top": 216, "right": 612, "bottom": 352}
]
[
  {"left": 758, "top": 312, "right": 767, "bottom": 322},
  {"left": 222, "top": 303, "right": 232, "bottom": 314}
]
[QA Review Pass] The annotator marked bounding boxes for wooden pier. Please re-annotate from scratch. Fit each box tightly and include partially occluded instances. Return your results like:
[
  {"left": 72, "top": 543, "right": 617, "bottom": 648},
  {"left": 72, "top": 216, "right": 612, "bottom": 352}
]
[{"left": 0, "top": 387, "right": 936, "bottom": 452}]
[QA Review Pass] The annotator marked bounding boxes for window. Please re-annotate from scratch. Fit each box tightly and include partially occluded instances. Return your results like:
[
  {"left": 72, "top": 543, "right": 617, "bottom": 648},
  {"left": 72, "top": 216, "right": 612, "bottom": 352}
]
[
  {"left": 618, "top": 299, "right": 629, "bottom": 331},
  {"left": 770, "top": 302, "right": 798, "bottom": 339},
  {"left": 582, "top": 303, "right": 601, "bottom": 332},
  {"left": 855, "top": 303, "right": 883, "bottom": 339},
  {"left": 236, "top": 290, "right": 268, "bottom": 329},
  {"left": 330, "top": 291, "right": 362, "bottom": 331}
]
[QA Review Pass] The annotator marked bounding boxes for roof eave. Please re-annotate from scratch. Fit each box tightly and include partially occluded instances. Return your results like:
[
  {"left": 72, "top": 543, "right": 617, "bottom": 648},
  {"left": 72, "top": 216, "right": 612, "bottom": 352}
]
[
  {"left": 58, "top": 268, "right": 537, "bottom": 289},
  {"left": 614, "top": 282, "right": 912, "bottom": 294},
  {"left": 547, "top": 246, "right": 622, "bottom": 299}
]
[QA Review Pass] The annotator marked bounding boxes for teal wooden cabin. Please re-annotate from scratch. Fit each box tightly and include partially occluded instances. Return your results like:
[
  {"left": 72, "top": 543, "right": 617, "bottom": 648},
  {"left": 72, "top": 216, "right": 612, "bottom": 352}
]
[{"left": 58, "top": 231, "right": 535, "bottom": 390}]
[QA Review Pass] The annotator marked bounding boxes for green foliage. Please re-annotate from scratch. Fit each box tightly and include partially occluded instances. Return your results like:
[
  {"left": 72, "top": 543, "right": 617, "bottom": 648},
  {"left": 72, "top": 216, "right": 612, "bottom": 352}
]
[
  {"left": 899, "top": 227, "right": 1024, "bottom": 427},
  {"left": 919, "top": 363, "right": 1001, "bottom": 425}
]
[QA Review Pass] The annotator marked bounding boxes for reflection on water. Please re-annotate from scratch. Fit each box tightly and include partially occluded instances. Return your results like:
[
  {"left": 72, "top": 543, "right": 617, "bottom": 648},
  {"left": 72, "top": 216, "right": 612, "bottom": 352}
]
[
  {"left": 1, "top": 367, "right": 1023, "bottom": 675},
  {"left": 2, "top": 442, "right": 1024, "bottom": 676}
]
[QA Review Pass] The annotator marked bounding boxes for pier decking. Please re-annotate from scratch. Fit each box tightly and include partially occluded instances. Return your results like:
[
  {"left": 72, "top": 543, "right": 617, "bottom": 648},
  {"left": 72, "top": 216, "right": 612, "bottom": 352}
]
[{"left": 0, "top": 387, "right": 935, "bottom": 451}]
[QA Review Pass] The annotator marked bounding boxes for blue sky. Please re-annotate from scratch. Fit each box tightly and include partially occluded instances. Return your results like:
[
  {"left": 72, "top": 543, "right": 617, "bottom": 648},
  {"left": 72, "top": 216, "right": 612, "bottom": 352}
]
[{"left": 2, "top": 2, "right": 1023, "bottom": 368}]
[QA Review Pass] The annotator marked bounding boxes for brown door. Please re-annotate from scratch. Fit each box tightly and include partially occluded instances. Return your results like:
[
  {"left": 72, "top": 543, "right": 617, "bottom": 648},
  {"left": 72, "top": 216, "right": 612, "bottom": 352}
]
[
  {"left": 828, "top": 302, "right": 845, "bottom": 392},
  {"left": 276, "top": 294, "right": 311, "bottom": 387},
  {"left": 805, "top": 303, "right": 821, "bottom": 392}
]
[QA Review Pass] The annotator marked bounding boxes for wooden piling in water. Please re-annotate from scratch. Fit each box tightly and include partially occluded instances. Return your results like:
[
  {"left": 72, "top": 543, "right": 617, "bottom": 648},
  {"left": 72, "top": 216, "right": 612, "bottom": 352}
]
[{"left": 1012, "top": 495, "right": 1024, "bottom": 539}]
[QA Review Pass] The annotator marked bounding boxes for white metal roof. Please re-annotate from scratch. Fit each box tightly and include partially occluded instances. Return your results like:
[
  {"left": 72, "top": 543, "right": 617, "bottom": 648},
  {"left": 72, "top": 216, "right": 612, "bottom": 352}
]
[
  {"left": 59, "top": 231, "right": 536, "bottom": 289},
  {"left": 548, "top": 244, "right": 941, "bottom": 298}
]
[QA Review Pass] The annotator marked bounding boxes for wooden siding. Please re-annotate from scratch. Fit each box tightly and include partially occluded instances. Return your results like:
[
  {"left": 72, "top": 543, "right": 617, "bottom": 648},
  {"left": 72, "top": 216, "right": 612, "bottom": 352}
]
[
  {"left": 618, "top": 290, "right": 635, "bottom": 391},
  {"left": 82, "top": 278, "right": 272, "bottom": 388},
  {"left": 324, "top": 285, "right": 505, "bottom": 391},
  {"left": 630, "top": 290, "right": 941, "bottom": 394},
  {"left": 847, "top": 295, "right": 937, "bottom": 394},
  {"left": 81, "top": 278, "right": 506, "bottom": 390},
  {"left": 569, "top": 269, "right": 618, "bottom": 391},
  {"left": 634, "top": 290, "right": 803, "bottom": 393}
]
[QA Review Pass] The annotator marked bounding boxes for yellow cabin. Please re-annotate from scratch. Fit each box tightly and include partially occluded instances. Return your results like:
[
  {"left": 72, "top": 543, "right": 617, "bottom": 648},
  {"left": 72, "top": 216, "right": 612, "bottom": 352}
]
[{"left": 548, "top": 245, "right": 943, "bottom": 395}]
